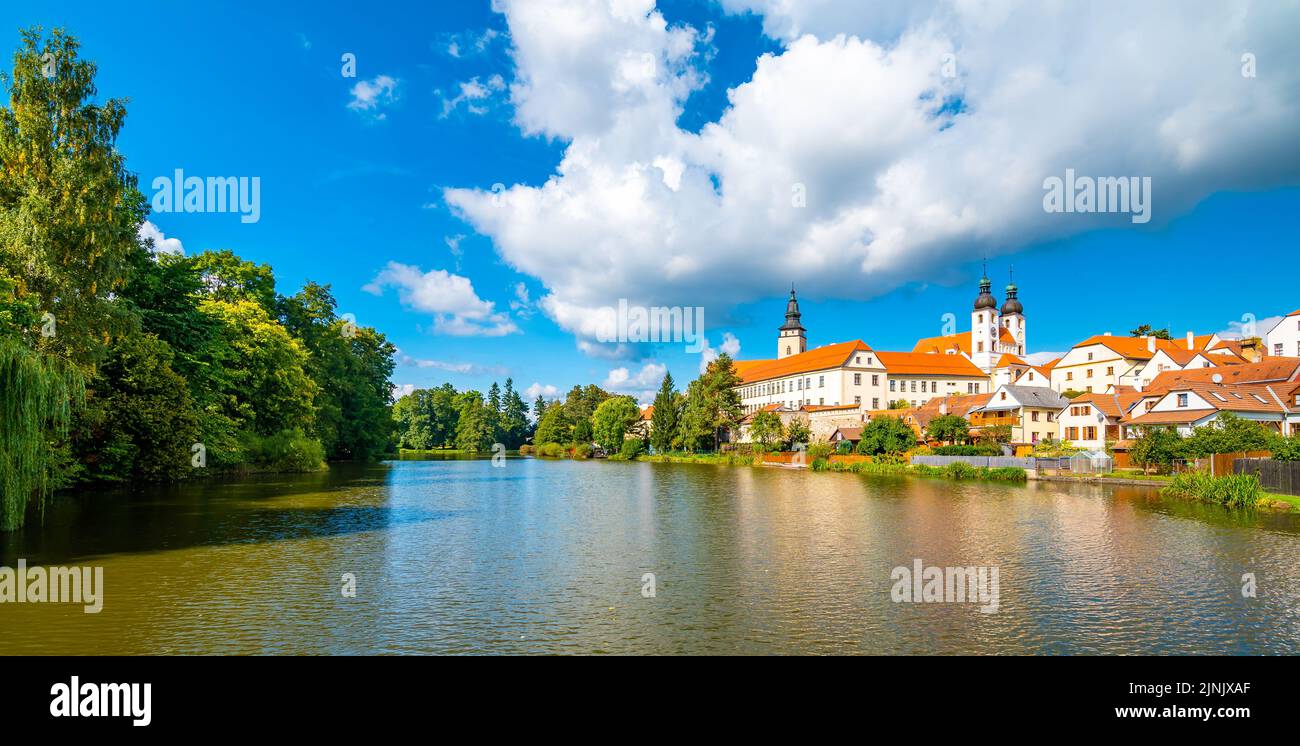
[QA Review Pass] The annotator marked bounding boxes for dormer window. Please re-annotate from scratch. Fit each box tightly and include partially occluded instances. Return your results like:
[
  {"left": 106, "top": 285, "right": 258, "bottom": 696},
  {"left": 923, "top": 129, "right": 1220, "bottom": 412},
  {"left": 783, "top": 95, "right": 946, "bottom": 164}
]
[{"left": 1177, "top": 394, "right": 1189, "bottom": 408}]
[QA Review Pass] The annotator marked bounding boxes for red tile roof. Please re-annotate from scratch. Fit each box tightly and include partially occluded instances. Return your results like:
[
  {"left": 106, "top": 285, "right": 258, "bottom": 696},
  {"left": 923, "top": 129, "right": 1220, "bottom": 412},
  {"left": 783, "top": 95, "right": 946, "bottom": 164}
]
[
  {"left": 733, "top": 340, "right": 874, "bottom": 384},
  {"left": 876, "top": 351, "right": 987, "bottom": 377},
  {"left": 912, "top": 328, "right": 1017, "bottom": 355}
]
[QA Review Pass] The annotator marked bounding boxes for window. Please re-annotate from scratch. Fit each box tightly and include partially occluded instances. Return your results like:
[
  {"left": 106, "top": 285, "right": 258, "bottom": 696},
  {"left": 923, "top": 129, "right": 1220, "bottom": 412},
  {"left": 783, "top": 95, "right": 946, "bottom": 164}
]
[
  {"left": 1031, "top": 411, "right": 1040, "bottom": 422},
  {"left": 819, "top": 398, "right": 824, "bottom": 405},
  {"left": 854, "top": 373, "right": 862, "bottom": 385},
  {"left": 819, "top": 375, "right": 825, "bottom": 387},
  {"left": 1047, "top": 412, "right": 1054, "bottom": 422},
  {"left": 1086, "top": 369, "right": 1094, "bottom": 378},
  {"left": 872, "top": 398, "right": 880, "bottom": 410},
  {"left": 921, "top": 381, "right": 927, "bottom": 393},
  {"left": 977, "top": 342, "right": 984, "bottom": 352},
  {"left": 1000, "top": 391, "right": 1007, "bottom": 400},
  {"left": 1177, "top": 393, "right": 1189, "bottom": 408},
  {"left": 910, "top": 381, "right": 917, "bottom": 392},
  {"left": 890, "top": 380, "right": 896, "bottom": 392},
  {"left": 867, "top": 357, "right": 874, "bottom": 366},
  {"left": 1087, "top": 352, "right": 1094, "bottom": 361},
  {"left": 1107, "top": 366, "right": 1114, "bottom": 376},
  {"left": 872, "top": 375, "right": 879, "bottom": 386},
  {"left": 1067, "top": 371, "right": 1074, "bottom": 381},
  {"left": 786, "top": 345, "right": 791, "bottom": 356},
  {"left": 854, "top": 396, "right": 861, "bottom": 405},
  {"left": 1083, "top": 426, "right": 1097, "bottom": 440},
  {"left": 1276, "top": 343, "right": 1284, "bottom": 356}
]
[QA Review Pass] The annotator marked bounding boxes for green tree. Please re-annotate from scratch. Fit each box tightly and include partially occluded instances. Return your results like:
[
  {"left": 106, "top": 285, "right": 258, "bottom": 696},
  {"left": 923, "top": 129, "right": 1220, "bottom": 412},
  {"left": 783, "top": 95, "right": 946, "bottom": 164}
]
[
  {"left": 1129, "top": 426, "right": 1186, "bottom": 474},
  {"left": 534, "top": 404, "right": 572, "bottom": 446},
  {"left": 784, "top": 417, "right": 810, "bottom": 449},
  {"left": 748, "top": 410, "right": 784, "bottom": 449},
  {"left": 592, "top": 396, "right": 641, "bottom": 452},
  {"left": 1183, "top": 413, "right": 1272, "bottom": 457},
  {"left": 927, "top": 414, "right": 970, "bottom": 444},
  {"left": 278, "top": 282, "right": 395, "bottom": 460},
  {"left": 649, "top": 371, "right": 680, "bottom": 453},
  {"left": 0, "top": 27, "right": 148, "bottom": 367},
  {"left": 499, "top": 378, "right": 530, "bottom": 448},
  {"left": 71, "top": 333, "right": 199, "bottom": 482},
  {"left": 192, "top": 249, "right": 278, "bottom": 315},
  {"left": 1129, "top": 324, "right": 1171, "bottom": 340},
  {"left": 889, "top": 399, "right": 911, "bottom": 409},
  {"left": 0, "top": 341, "right": 83, "bottom": 530},
  {"left": 198, "top": 298, "right": 317, "bottom": 438},
  {"left": 856, "top": 416, "right": 916, "bottom": 455},
  {"left": 454, "top": 391, "right": 494, "bottom": 452}
]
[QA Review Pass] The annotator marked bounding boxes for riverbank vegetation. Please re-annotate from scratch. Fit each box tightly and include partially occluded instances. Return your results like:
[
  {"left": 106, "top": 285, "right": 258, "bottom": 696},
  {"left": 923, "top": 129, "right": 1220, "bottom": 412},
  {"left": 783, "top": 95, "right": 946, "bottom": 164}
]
[
  {"left": 1130, "top": 413, "right": 1299, "bottom": 473},
  {"left": 391, "top": 379, "right": 532, "bottom": 453},
  {"left": 0, "top": 29, "right": 395, "bottom": 529}
]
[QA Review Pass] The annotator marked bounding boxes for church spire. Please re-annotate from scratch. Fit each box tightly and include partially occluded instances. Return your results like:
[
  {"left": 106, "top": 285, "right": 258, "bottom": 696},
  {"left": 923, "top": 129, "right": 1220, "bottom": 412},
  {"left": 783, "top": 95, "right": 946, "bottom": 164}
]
[
  {"left": 1001, "top": 266, "right": 1023, "bottom": 315},
  {"left": 780, "top": 286, "right": 805, "bottom": 330}
]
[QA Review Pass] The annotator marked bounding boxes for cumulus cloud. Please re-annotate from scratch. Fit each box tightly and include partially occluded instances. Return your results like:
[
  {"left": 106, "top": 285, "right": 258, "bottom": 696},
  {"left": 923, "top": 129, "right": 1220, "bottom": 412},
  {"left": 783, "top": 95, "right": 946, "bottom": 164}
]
[
  {"left": 138, "top": 220, "right": 184, "bottom": 256},
  {"left": 698, "top": 332, "right": 741, "bottom": 373},
  {"left": 364, "top": 262, "right": 519, "bottom": 337},
  {"left": 348, "top": 75, "right": 400, "bottom": 118},
  {"left": 603, "top": 361, "right": 667, "bottom": 404},
  {"left": 524, "top": 382, "right": 561, "bottom": 400},
  {"left": 444, "top": 0, "right": 1300, "bottom": 356}
]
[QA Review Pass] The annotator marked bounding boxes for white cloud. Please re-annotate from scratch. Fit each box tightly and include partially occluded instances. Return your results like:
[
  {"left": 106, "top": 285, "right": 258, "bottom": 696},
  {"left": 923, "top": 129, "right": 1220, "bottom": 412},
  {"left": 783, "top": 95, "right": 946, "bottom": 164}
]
[
  {"left": 1218, "top": 315, "right": 1284, "bottom": 340},
  {"left": 524, "top": 382, "right": 561, "bottom": 400},
  {"left": 364, "top": 262, "right": 520, "bottom": 337},
  {"left": 602, "top": 361, "right": 666, "bottom": 405},
  {"left": 138, "top": 220, "right": 184, "bottom": 256},
  {"left": 392, "top": 383, "right": 417, "bottom": 398},
  {"left": 509, "top": 281, "right": 534, "bottom": 318},
  {"left": 446, "top": 0, "right": 1300, "bottom": 357},
  {"left": 395, "top": 351, "right": 508, "bottom": 376},
  {"left": 348, "top": 75, "right": 400, "bottom": 118},
  {"left": 698, "top": 332, "right": 741, "bottom": 373},
  {"left": 440, "top": 74, "right": 507, "bottom": 117}
]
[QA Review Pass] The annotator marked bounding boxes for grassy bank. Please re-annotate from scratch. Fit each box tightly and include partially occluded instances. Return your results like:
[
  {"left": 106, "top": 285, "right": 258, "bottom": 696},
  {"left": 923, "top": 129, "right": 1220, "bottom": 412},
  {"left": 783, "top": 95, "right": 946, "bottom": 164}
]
[
  {"left": 1157, "top": 471, "right": 1300, "bottom": 512},
  {"left": 812, "top": 458, "right": 1027, "bottom": 482}
]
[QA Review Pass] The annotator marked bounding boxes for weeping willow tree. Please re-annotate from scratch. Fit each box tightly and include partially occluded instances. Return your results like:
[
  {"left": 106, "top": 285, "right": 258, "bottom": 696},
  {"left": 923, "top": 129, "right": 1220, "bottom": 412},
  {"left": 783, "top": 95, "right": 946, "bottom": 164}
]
[{"left": 0, "top": 341, "right": 84, "bottom": 530}]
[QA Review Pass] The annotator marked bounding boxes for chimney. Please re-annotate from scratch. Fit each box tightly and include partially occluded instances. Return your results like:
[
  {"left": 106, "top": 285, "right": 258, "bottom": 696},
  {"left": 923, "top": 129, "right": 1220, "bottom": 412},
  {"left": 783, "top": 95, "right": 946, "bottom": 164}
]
[
  {"left": 1186, "top": 331, "right": 1194, "bottom": 351},
  {"left": 1147, "top": 336, "right": 1155, "bottom": 353}
]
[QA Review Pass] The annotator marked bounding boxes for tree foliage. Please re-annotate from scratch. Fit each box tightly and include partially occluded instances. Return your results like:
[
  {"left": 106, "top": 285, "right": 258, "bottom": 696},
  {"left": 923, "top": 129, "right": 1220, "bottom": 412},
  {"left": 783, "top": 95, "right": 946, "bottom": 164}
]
[{"left": 856, "top": 416, "right": 916, "bottom": 455}]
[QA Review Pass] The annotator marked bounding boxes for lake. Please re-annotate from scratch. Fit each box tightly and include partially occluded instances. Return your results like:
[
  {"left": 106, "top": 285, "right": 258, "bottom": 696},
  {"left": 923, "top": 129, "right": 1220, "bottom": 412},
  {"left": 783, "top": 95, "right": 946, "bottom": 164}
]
[{"left": 3, "top": 456, "right": 1299, "bottom": 654}]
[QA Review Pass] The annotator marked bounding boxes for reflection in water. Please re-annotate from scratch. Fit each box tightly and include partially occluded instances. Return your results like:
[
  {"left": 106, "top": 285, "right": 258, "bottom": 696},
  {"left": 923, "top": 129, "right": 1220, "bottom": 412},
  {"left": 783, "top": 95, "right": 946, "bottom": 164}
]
[{"left": 2, "top": 458, "right": 1299, "bottom": 654}]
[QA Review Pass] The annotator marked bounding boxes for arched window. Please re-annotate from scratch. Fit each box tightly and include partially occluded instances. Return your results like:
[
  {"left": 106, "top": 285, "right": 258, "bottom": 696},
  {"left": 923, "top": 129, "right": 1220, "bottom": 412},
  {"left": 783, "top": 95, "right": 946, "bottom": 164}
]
[{"left": 785, "top": 345, "right": 791, "bottom": 356}]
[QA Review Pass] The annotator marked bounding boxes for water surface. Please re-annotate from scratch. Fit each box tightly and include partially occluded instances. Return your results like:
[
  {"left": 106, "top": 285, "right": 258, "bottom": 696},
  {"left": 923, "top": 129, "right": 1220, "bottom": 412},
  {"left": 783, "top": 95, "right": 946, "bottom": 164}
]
[{"left": 3, "top": 457, "right": 1299, "bottom": 654}]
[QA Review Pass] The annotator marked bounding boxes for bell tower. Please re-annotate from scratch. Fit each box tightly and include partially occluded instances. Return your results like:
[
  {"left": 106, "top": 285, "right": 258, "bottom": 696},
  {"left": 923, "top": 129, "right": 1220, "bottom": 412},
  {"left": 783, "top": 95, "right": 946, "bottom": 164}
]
[
  {"left": 971, "top": 266, "right": 999, "bottom": 373},
  {"left": 777, "top": 286, "right": 807, "bottom": 360},
  {"left": 1000, "top": 268, "right": 1026, "bottom": 356}
]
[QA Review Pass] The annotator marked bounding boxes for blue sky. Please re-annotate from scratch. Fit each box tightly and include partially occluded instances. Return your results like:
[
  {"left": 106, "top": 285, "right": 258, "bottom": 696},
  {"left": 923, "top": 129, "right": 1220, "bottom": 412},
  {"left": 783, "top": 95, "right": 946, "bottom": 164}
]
[{"left": 5, "top": 1, "right": 1297, "bottom": 404}]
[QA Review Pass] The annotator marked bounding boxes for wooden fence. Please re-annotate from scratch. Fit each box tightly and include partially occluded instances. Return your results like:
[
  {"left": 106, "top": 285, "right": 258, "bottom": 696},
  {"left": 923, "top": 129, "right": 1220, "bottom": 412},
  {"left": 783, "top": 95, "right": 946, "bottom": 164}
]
[{"left": 1233, "top": 458, "right": 1300, "bottom": 496}]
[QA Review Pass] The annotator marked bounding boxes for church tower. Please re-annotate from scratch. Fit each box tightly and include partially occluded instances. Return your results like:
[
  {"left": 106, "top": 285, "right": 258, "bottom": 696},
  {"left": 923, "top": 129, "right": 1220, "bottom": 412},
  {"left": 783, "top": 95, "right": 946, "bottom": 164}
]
[
  {"left": 1001, "top": 270, "right": 1026, "bottom": 356},
  {"left": 970, "top": 270, "right": 999, "bottom": 373},
  {"left": 777, "top": 286, "right": 807, "bottom": 360}
]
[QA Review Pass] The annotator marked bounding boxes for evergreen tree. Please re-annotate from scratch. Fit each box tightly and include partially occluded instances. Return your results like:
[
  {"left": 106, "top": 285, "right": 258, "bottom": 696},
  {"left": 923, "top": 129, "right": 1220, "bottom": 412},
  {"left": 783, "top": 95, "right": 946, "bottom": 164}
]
[{"left": 649, "top": 371, "right": 679, "bottom": 453}]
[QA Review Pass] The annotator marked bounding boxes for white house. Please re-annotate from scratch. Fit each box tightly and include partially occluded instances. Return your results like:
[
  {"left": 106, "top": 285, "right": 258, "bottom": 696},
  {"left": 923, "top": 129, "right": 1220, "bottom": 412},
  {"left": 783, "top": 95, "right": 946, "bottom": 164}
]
[
  {"left": 1266, "top": 309, "right": 1300, "bottom": 359},
  {"left": 974, "top": 385, "right": 1069, "bottom": 445}
]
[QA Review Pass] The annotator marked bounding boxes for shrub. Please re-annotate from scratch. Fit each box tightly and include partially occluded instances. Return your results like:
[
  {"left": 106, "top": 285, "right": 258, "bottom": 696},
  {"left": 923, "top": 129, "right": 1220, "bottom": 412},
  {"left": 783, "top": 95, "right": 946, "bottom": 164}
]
[
  {"left": 572, "top": 443, "right": 594, "bottom": 459},
  {"left": 986, "top": 467, "right": 1028, "bottom": 482},
  {"left": 619, "top": 439, "right": 646, "bottom": 460},
  {"left": 835, "top": 440, "right": 854, "bottom": 455},
  {"left": 518, "top": 444, "right": 534, "bottom": 455},
  {"left": 241, "top": 429, "right": 325, "bottom": 472},
  {"left": 806, "top": 441, "right": 832, "bottom": 462},
  {"left": 536, "top": 442, "right": 565, "bottom": 457},
  {"left": 944, "top": 461, "right": 978, "bottom": 479},
  {"left": 1162, "top": 471, "right": 1261, "bottom": 509}
]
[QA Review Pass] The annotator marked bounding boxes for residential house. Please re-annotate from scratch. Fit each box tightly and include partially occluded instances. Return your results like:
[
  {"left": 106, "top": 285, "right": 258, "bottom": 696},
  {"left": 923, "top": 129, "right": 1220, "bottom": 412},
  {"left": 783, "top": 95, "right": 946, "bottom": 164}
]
[{"left": 973, "top": 385, "right": 1070, "bottom": 445}]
